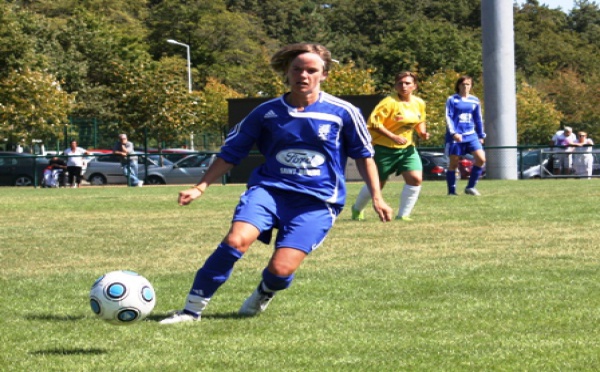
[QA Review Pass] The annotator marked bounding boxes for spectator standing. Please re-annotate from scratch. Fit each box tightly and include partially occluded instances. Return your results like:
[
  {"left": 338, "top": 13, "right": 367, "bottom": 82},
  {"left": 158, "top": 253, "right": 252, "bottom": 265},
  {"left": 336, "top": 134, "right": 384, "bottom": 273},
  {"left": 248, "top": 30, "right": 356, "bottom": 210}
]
[
  {"left": 445, "top": 76, "right": 486, "bottom": 196},
  {"left": 573, "top": 131, "right": 594, "bottom": 178},
  {"left": 351, "top": 71, "right": 429, "bottom": 221},
  {"left": 113, "top": 134, "right": 143, "bottom": 187},
  {"left": 160, "top": 42, "right": 392, "bottom": 325},
  {"left": 63, "top": 140, "right": 90, "bottom": 188},
  {"left": 550, "top": 126, "right": 576, "bottom": 175}
]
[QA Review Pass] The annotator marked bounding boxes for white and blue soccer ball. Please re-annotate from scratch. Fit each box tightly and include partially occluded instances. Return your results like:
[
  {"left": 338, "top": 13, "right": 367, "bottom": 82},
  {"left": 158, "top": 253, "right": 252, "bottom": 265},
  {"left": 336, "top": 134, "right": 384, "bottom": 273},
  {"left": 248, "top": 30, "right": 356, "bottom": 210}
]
[{"left": 89, "top": 270, "right": 156, "bottom": 325}]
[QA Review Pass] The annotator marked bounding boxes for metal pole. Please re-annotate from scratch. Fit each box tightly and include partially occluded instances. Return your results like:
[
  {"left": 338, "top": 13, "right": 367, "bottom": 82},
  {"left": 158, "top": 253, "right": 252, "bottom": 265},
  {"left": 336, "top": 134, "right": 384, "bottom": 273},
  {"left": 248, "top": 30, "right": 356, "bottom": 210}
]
[
  {"left": 167, "top": 39, "right": 192, "bottom": 93},
  {"left": 481, "top": 0, "right": 519, "bottom": 179}
]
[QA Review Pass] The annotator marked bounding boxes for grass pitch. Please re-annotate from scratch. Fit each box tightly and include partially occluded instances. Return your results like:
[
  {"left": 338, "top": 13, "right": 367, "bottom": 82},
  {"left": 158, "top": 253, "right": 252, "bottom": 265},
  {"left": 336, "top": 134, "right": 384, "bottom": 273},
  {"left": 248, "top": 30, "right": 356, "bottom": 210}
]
[{"left": 1, "top": 180, "right": 599, "bottom": 371}]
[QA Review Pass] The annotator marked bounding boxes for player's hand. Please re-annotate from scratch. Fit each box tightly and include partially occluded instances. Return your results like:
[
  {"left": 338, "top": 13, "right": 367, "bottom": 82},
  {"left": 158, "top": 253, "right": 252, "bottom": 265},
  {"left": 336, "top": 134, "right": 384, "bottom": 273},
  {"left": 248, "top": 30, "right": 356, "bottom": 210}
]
[
  {"left": 372, "top": 198, "right": 393, "bottom": 222},
  {"left": 453, "top": 133, "right": 462, "bottom": 143},
  {"left": 178, "top": 188, "right": 202, "bottom": 206},
  {"left": 395, "top": 135, "right": 408, "bottom": 145}
]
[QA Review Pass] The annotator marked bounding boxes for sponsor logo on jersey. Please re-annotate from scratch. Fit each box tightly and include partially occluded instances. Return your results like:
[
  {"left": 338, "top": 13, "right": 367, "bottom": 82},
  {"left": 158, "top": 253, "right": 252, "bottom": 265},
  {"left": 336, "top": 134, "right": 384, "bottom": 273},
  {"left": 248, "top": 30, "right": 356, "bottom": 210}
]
[{"left": 276, "top": 149, "right": 325, "bottom": 168}]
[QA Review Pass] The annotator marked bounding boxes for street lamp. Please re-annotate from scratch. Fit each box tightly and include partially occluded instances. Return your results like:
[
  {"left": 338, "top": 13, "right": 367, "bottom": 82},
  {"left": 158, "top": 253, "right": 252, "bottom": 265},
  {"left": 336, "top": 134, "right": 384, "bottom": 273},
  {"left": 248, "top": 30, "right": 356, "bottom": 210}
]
[{"left": 166, "top": 39, "right": 192, "bottom": 93}]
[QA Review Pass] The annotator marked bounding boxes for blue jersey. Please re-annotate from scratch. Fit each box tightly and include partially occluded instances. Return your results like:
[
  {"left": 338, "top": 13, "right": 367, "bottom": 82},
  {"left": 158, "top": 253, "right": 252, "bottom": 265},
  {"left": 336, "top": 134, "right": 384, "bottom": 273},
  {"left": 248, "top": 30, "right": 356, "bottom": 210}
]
[
  {"left": 219, "top": 92, "right": 373, "bottom": 206},
  {"left": 445, "top": 94, "right": 485, "bottom": 143}
]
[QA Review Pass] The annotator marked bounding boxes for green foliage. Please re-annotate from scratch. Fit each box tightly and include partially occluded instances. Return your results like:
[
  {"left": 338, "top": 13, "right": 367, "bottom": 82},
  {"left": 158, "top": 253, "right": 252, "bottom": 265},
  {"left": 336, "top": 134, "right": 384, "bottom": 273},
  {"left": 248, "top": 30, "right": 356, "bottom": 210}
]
[
  {"left": 515, "top": 82, "right": 563, "bottom": 145},
  {"left": 0, "top": 68, "right": 74, "bottom": 145},
  {"left": 419, "top": 70, "right": 461, "bottom": 146},
  {"left": 0, "top": 0, "right": 598, "bottom": 149},
  {"left": 321, "top": 61, "right": 377, "bottom": 96}
]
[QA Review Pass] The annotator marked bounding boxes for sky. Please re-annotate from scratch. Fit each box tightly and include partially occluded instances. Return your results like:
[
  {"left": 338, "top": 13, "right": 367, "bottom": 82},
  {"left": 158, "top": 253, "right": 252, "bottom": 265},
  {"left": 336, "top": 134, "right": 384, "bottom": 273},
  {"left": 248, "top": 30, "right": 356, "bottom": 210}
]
[{"left": 516, "top": 0, "right": 575, "bottom": 12}]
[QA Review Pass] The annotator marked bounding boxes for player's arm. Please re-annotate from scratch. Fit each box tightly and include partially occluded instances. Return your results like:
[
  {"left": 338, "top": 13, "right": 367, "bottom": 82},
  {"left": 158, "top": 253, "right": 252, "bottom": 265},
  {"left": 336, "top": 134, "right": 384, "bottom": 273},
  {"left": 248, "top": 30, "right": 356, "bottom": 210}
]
[
  {"left": 415, "top": 122, "right": 429, "bottom": 140},
  {"left": 474, "top": 102, "right": 486, "bottom": 142},
  {"left": 372, "top": 125, "right": 407, "bottom": 145},
  {"left": 178, "top": 157, "right": 234, "bottom": 206},
  {"left": 355, "top": 157, "right": 393, "bottom": 222}
]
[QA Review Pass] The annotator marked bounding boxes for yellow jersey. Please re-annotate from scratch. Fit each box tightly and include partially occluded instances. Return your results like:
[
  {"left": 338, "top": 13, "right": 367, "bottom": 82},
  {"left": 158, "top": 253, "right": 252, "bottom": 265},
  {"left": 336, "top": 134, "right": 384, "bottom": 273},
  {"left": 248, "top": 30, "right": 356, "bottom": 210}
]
[{"left": 367, "top": 93, "right": 426, "bottom": 149}]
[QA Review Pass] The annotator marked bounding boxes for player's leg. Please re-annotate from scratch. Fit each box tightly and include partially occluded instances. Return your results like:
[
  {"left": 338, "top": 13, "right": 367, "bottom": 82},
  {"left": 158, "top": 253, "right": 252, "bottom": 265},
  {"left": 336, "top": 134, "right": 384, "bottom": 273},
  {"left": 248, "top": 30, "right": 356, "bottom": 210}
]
[
  {"left": 240, "top": 196, "right": 340, "bottom": 316},
  {"left": 465, "top": 140, "right": 485, "bottom": 195},
  {"left": 239, "top": 248, "right": 306, "bottom": 316},
  {"left": 445, "top": 142, "right": 461, "bottom": 195},
  {"left": 446, "top": 155, "right": 460, "bottom": 195},
  {"left": 161, "top": 187, "right": 273, "bottom": 324},
  {"left": 397, "top": 148, "right": 423, "bottom": 220},
  {"left": 352, "top": 146, "right": 390, "bottom": 220}
]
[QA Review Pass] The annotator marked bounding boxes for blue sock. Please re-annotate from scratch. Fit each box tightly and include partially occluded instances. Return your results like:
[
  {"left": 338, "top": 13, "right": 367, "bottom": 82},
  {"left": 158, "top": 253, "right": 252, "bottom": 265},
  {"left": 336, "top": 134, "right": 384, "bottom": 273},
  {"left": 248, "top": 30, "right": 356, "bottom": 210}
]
[
  {"left": 261, "top": 268, "right": 294, "bottom": 292},
  {"left": 189, "top": 243, "right": 243, "bottom": 298},
  {"left": 446, "top": 170, "right": 456, "bottom": 194},
  {"left": 467, "top": 166, "right": 483, "bottom": 189}
]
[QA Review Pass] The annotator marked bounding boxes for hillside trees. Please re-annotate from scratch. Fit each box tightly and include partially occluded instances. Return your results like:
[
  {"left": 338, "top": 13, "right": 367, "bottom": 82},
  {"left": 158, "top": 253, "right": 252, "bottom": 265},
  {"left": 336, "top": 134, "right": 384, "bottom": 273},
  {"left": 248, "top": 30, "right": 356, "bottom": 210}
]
[{"left": 1, "top": 0, "right": 599, "bottom": 149}]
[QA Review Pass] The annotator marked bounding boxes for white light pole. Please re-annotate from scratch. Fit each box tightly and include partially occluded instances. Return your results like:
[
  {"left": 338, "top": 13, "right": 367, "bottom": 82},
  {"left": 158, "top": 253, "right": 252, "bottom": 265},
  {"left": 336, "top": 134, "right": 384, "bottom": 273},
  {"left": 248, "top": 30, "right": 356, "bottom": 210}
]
[{"left": 167, "top": 39, "right": 192, "bottom": 93}]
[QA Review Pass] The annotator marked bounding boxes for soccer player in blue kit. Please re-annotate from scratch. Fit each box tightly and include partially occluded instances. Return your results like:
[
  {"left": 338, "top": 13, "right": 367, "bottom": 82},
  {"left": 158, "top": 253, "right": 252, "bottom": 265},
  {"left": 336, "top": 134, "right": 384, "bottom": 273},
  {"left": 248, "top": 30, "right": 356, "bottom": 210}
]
[
  {"left": 160, "top": 43, "right": 393, "bottom": 324},
  {"left": 445, "top": 75, "right": 486, "bottom": 196}
]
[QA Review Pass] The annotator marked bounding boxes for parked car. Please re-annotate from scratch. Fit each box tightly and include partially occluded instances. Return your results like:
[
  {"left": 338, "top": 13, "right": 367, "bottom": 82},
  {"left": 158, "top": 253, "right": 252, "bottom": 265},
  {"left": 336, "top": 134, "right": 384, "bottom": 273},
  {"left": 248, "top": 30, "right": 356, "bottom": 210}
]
[
  {"left": 137, "top": 148, "right": 198, "bottom": 163},
  {"left": 520, "top": 149, "right": 600, "bottom": 179},
  {"left": 419, "top": 151, "right": 449, "bottom": 180},
  {"left": 143, "top": 153, "right": 217, "bottom": 185},
  {"left": 0, "top": 152, "right": 48, "bottom": 186},
  {"left": 457, "top": 153, "right": 486, "bottom": 180},
  {"left": 84, "top": 153, "right": 171, "bottom": 185}
]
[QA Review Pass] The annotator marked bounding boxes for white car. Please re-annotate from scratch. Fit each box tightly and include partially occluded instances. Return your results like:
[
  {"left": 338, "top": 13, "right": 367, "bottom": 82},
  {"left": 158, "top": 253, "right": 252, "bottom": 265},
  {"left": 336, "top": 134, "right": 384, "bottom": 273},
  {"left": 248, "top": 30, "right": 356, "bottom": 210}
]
[
  {"left": 84, "top": 153, "right": 170, "bottom": 185},
  {"left": 142, "top": 153, "right": 217, "bottom": 185}
]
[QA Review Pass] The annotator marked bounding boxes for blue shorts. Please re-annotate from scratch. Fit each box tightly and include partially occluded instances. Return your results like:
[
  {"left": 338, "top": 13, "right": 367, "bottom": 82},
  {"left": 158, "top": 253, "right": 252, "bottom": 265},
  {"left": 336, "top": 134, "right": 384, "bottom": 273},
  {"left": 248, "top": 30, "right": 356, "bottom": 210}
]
[
  {"left": 445, "top": 134, "right": 483, "bottom": 157},
  {"left": 232, "top": 186, "right": 341, "bottom": 254}
]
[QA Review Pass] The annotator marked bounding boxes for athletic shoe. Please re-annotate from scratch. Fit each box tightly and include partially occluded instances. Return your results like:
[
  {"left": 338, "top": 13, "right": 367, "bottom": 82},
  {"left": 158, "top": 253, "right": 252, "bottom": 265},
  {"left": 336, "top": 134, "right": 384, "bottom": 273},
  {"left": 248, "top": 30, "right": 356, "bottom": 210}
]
[
  {"left": 395, "top": 216, "right": 413, "bottom": 221},
  {"left": 465, "top": 188, "right": 481, "bottom": 196},
  {"left": 448, "top": 192, "right": 458, "bottom": 196},
  {"left": 159, "top": 310, "right": 200, "bottom": 325},
  {"left": 351, "top": 206, "right": 365, "bottom": 221},
  {"left": 137, "top": 181, "right": 144, "bottom": 187},
  {"left": 239, "top": 286, "right": 275, "bottom": 316}
]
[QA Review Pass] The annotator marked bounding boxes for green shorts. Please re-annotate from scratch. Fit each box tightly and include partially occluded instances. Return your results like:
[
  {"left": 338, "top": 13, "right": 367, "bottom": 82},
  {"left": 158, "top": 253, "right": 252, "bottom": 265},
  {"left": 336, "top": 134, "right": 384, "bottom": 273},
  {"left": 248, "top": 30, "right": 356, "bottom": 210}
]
[{"left": 373, "top": 145, "right": 423, "bottom": 181}]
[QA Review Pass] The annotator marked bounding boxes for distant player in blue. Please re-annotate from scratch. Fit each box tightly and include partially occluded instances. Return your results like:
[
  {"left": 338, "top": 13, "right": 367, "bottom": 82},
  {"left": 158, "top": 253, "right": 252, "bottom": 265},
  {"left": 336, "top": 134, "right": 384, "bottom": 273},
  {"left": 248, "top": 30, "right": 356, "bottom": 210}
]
[
  {"left": 160, "top": 43, "right": 393, "bottom": 324},
  {"left": 445, "top": 75, "right": 486, "bottom": 196}
]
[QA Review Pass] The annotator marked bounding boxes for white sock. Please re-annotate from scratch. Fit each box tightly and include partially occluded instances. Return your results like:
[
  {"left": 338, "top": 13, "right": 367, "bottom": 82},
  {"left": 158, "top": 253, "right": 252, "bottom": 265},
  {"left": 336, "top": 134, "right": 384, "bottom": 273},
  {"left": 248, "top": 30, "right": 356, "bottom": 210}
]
[
  {"left": 353, "top": 185, "right": 372, "bottom": 212},
  {"left": 184, "top": 294, "right": 210, "bottom": 316},
  {"left": 398, "top": 185, "right": 421, "bottom": 218}
]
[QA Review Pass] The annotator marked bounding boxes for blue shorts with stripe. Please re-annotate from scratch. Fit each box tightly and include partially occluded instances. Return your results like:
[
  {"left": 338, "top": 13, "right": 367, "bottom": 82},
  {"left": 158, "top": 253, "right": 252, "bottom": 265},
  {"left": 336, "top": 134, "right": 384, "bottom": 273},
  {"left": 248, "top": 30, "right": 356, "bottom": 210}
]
[
  {"left": 232, "top": 186, "right": 341, "bottom": 254},
  {"left": 445, "top": 134, "right": 483, "bottom": 157}
]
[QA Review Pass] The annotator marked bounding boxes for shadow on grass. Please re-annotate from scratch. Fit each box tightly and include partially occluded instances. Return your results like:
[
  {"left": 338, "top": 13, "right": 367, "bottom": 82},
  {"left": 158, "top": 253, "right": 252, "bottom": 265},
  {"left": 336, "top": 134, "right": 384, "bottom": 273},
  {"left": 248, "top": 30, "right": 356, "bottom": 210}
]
[
  {"left": 146, "top": 311, "right": 250, "bottom": 322},
  {"left": 25, "top": 313, "right": 86, "bottom": 321},
  {"left": 30, "top": 348, "right": 107, "bottom": 356}
]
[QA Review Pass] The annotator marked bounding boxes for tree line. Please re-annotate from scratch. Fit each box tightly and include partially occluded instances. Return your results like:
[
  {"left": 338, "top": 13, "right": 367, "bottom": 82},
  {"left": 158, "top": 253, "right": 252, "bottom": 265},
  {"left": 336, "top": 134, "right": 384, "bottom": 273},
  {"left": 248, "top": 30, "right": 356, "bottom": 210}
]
[{"left": 1, "top": 0, "right": 599, "bottom": 150}]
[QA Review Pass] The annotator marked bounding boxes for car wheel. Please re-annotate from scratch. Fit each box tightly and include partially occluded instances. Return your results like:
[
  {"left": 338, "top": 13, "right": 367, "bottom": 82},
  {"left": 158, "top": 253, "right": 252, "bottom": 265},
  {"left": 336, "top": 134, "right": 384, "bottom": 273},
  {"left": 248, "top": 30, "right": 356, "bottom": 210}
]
[
  {"left": 14, "top": 175, "right": 33, "bottom": 186},
  {"left": 146, "top": 176, "right": 165, "bottom": 185},
  {"left": 88, "top": 174, "right": 107, "bottom": 185}
]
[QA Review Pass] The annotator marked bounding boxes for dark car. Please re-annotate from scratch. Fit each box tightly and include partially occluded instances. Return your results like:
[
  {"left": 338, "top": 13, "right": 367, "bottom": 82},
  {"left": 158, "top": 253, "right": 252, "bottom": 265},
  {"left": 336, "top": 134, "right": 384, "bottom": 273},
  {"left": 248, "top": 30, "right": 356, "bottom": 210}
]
[
  {"left": 419, "top": 151, "right": 449, "bottom": 180},
  {"left": 0, "top": 152, "right": 48, "bottom": 186}
]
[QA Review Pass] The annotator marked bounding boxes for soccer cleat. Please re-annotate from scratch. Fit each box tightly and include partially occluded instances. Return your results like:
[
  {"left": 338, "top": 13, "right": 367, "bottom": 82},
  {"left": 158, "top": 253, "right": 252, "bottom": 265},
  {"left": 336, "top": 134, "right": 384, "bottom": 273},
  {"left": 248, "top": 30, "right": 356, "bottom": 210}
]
[
  {"left": 395, "top": 216, "right": 413, "bottom": 221},
  {"left": 159, "top": 310, "right": 200, "bottom": 325},
  {"left": 351, "top": 206, "right": 365, "bottom": 221},
  {"left": 238, "top": 286, "right": 275, "bottom": 316},
  {"left": 465, "top": 188, "right": 481, "bottom": 196}
]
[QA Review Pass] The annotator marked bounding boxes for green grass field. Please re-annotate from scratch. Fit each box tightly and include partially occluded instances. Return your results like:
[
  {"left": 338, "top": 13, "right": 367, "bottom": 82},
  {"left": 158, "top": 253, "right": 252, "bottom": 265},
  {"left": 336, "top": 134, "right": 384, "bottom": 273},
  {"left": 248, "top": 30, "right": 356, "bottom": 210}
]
[{"left": 1, "top": 180, "right": 600, "bottom": 371}]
